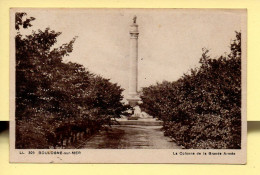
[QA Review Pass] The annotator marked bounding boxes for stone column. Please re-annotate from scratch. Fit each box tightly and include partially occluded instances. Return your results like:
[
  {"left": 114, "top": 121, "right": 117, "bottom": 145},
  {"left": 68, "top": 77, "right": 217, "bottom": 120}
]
[{"left": 127, "top": 16, "right": 140, "bottom": 107}]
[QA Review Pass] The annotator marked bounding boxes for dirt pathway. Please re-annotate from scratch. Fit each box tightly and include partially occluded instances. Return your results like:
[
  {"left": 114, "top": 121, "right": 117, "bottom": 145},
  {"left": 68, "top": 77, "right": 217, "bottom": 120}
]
[{"left": 79, "top": 125, "right": 181, "bottom": 149}]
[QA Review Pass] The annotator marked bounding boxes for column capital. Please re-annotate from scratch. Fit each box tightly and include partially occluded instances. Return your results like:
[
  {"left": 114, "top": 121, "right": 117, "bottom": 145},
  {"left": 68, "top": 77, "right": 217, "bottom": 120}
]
[
  {"left": 130, "top": 23, "right": 139, "bottom": 33},
  {"left": 129, "top": 23, "right": 139, "bottom": 39},
  {"left": 130, "top": 33, "right": 139, "bottom": 39}
]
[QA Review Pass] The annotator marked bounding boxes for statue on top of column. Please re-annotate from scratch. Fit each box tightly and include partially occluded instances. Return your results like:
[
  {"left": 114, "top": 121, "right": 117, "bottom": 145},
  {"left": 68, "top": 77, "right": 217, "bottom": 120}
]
[{"left": 133, "top": 15, "right": 137, "bottom": 24}]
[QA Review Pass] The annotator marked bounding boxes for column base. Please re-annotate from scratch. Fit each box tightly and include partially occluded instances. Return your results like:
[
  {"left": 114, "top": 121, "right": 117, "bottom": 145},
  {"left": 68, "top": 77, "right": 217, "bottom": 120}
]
[{"left": 127, "top": 96, "right": 141, "bottom": 107}]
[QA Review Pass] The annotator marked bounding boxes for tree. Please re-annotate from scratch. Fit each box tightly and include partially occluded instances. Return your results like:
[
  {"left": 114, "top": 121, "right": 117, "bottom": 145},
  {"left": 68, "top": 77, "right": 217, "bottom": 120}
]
[
  {"left": 15, "top": 12, "right": 130, "bottom": 148},
  {"left": 140, "top": 32, "right": 242, "bottom": 149}
]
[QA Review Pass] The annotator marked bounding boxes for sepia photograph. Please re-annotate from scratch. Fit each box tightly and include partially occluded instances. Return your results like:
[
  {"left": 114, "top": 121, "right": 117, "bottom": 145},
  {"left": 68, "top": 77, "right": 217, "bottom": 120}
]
[{"left": 10, "top": 8, "right": 247, "bottom": 163}]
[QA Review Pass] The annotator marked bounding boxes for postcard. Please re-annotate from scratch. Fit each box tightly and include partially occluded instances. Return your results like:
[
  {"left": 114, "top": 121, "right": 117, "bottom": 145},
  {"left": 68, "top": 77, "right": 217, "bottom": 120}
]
[{"left": 9, "top": 8, "right": 247, "bottom": 163}]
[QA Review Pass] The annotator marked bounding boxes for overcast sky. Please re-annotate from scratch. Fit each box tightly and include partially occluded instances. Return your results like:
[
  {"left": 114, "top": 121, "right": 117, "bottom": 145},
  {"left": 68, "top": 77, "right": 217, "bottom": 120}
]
[{"left": 17, "top": 9, "right": 243, "bottom": 100}]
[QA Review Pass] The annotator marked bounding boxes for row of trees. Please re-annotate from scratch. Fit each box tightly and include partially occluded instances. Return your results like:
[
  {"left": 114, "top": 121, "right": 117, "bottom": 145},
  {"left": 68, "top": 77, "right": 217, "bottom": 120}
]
[
  {"left": 140, "top": 32, "right": 242, "bottom": 149},
  {"left": 15, "top": 13, "right": 130, "bottom": 148}
]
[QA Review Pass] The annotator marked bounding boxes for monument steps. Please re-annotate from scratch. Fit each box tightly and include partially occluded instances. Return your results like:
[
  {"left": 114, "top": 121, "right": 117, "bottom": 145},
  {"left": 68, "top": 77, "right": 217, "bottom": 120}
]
[{"left": 116, "top": 118, "right": 163, "bottom": 126}]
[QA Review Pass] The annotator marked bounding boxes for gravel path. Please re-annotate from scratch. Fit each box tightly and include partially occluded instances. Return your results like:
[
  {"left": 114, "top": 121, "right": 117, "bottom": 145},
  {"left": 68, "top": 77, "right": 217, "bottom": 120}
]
[{"left": 79, "top": 125, "right": 181, "bottom": 149}]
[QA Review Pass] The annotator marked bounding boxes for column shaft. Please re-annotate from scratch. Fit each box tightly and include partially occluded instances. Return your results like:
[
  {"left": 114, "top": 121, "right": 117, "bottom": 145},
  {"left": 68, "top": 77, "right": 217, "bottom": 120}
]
[{"left": 129, "top": 36, "right": 138, "bottom": 96}]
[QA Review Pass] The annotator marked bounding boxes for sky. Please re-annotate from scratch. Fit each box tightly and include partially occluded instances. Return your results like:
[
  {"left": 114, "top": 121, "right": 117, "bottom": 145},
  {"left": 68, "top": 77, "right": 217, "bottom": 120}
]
[{"left": 16, "top": 9, "right": 244, "bottom": 100}]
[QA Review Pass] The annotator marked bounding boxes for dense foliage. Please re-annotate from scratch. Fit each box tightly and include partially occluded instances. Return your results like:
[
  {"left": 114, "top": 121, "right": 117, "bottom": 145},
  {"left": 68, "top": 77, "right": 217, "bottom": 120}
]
[
  {"left": 140, "top": 32, "right": 242, "bottom": 149},
  {"left": 15, "top": 13, "right": 130, "bottom": 148}
]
